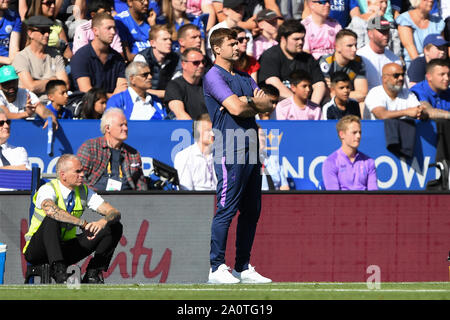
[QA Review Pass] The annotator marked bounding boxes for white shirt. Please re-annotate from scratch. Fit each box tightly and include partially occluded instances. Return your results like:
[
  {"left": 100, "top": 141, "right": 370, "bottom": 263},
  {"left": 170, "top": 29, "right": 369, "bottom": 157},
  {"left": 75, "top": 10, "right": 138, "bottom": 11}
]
[
  {"left": 0, "top": 88, "right": 40, "bottom": 114},
  {"left": 127, "top": 87, "right": 157, "bottom": 120},
  {"left": 35, "top": 179, "right": 105, "bottom": 212},
  {"left": 357, "top": 45, "right": 402, "bottom": 90},
  {"left": 173, "top": 143, "right": 217, "bottom": 191},
  {"left": 365, "top": 85, "right": 420, "bottom": 120},
  {"left": 0, "top": 142, "right": 30, "bottom": 169}
]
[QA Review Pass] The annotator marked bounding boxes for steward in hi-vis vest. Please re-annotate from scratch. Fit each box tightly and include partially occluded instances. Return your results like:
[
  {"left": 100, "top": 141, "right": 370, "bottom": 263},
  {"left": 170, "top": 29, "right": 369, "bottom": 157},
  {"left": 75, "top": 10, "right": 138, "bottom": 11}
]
[{"left": 23, "top": 154, "right": 122, "bottom": 284}]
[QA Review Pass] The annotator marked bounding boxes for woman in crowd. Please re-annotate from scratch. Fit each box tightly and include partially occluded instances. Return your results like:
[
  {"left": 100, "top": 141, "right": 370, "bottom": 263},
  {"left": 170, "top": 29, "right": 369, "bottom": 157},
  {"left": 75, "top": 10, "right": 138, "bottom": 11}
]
[
  {"left": 396, "top": 0, "right": 445, "bottom": 67},
  {"left": 231, "top": 26, "right": 260, "bottom": 83}
]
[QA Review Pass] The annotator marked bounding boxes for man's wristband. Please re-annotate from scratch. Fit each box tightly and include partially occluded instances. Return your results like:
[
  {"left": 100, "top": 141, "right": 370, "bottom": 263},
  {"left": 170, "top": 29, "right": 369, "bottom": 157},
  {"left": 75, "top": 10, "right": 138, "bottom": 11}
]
[{"left": 80, "top": 219, "right": 88, "bottom": 229}]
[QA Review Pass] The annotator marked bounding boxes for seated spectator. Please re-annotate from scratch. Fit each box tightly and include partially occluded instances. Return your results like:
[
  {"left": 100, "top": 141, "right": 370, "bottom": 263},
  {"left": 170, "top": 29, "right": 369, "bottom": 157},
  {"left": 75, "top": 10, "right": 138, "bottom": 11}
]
[
  {"left": 322, "top": 115, "right": 378, "bottom": 190},
  {"left": 357, "top": 16, "right": 402, "bottom": 91},
  {"left": 347, "top": 0, "right": 401, "bottom": 57},
  {"left": 272, "top": 70, "right": 321, "bottom": 120},
  {"left": 45, "top": 79, "right": 72, "bottom": 119},
  {"left": 114, "top": 0, "right": 161, "bottom": 16},
  {"left": 134, "top": 24, "right": 180, "bottom": 99},
  {"left": 106, "top": 61, "right": 167, "bottom": 120},
  {"left": 410, "top": 59, "right": 450, "bottom": 111},
  {"left": 319, "top": 29, "right": 368, "bottom": 104},
  {"left": 79, "top": 87, "right": 108, "bottom": 119},
  {"left": 322, "top": 71, "right": 361, "bottom": 119},
  {"left": 252, "top": 9, "right": 282, "bottom": 60},
  {"left": 114, "top": 0, "right": 152, "bottom": 62},
  {"left": 77, "top": 107, "right": 148, "bottom": 191},
  {"left": 173, "top": 113, "right": 217, "bottom": 190},
  {"left": 0, "top": 1, "right": 21, "bottom": 65},
  {"left": 257, "top": 83, "right": 279, "bottom": 120},
  {"left": 12, "top": 16, "right": 69, "bottom": 105},
  {"left": 158, "top": 0, "right": 207, "bottom": 52},
  {"left": 25, "top": 0, "right": 73, "bottom": 60},
  {"left": 407, "top": 33, "right": 449, "bottom": 86},
  {"left": 0, "top": 108, "right": 31, "bottom": 172},
  {"left": 206, "top": 0, "right": 252, "bottom": 61},
  {"left": 72, "top": 0, "right": 123, "bottom": 56},
  {"left": 164, "top": 47, "right": 208, "bottom": 120},
  {"left": 231, "top": 26, "right": 259, "bottom": 82},
  {"left": 365, "top": 62, "right": 425, "bottom": 120},
  {"left": 258, "top": 127, "right": 289, "bottom": 190},
  {"left": 70, "top": 12, "right": 128, "bottom": 99},
  {"left": 301, "top": 0, "right": 342, "bottom": 60},
  {"left": 396, "top": 0, "right": 445, "bottom": 68},
  {"left": 0, "top": 65, "right": 56, "bottom": 124},
  {"left": 258, "top": 19, "right": 326, "bottom": 104}
]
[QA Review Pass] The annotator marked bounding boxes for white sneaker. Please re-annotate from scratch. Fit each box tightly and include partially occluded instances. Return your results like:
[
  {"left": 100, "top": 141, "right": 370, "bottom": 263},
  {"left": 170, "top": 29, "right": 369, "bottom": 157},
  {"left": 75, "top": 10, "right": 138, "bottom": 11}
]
[
  {"left": 232, "top": 264, "right": 272, "bottom": 284},
  {"left": 208, "top": 264, "right": 240, "bottom": 284}
]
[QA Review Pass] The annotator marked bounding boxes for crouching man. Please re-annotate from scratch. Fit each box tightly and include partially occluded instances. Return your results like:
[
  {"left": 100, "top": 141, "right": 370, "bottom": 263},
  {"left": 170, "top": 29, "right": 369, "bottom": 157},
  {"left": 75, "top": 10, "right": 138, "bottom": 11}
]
[{"left": 22, "top": 154, "right": 123, "bottom": 284}]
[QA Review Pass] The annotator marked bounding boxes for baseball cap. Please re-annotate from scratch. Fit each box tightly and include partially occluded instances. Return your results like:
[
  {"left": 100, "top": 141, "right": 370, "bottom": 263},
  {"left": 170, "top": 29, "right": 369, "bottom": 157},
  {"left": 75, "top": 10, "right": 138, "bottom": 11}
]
[
  {"left": 256, "top": 9, "right": 283, "bottom": 22},
  {"left": 25, "top": 15, "right": 54, "bottom": 28},
  {"left": 0, "top": 66, "right": 18, "bottom": 84},
  {"left": 423, "top": 34, "right": 449, "bottom": 47},
  {"left": 367, "top": 16, "right": 390, "bottom": 30},
  {"left": 223, "top": 0, "right": 244, "bottom": 10}
]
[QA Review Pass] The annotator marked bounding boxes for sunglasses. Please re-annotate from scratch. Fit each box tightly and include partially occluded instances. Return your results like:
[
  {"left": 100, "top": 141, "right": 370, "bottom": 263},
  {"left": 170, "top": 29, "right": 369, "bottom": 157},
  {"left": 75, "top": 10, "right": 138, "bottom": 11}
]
[
  {"left": 237, "top": 36, "right": 250, "bottom": 43},
  {"left": 42, "top": 0, "right": 55, "bottom": 6},
  {"left": 30, "top": 27, "right": 51, "bottom": 34},
  {"left": 312, "top": 0, "right": 330, "bottom": 4},
  {"left": 136, "top": 72, "right": 151, "bottom": 78},
  {"left": 185, "top": 59, "right": 206, "bottom": 66},
  {"left": 0, "top": 120, "right": 11, "bottom": 127},
  {"left": 387, "top": 72, "right": 404, "bottom": 79}
]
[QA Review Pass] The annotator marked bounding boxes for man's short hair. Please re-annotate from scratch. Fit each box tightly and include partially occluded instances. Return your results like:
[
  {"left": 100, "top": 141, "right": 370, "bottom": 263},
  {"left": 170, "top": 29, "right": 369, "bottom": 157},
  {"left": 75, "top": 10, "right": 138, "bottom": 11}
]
[
  {"left": 181, "top": 47, "right": 203, "bottom": 60},
  {"left": 56, "top": 154, "right": 79, "bottom": 176},
  {"left": 92, "top": 11, "right": 114, "bottom": 29},
  {"left": 149, "top": 24, "right": 171, "bottom": 41},
  {"left": 125, "top": 61, "right": 150, "bottom": 85},
  {"left": 330, "top": 71, "right": 351, "bottom": 85},
  {"left": 192, "top": 113, "right": 211, "bottom": 140},
  {"left": 46, "top": 79, "right": 67, "bottom": 95},
  {"left": 335, "top": 29, "right": 357, "bottom": 42},
  {"left": 289, "top": 70, "right": 311, "bottom": 86},
  {"left": 209, "top": 28, "right": 237, "bottom": 56},
  {"left": 259, "top": 83, "right": 280, "bottom": 97},
  {"left": 426, "top": 58, "right": 450, "bottom": 74},
  {"left": 336, "top": 115, "right": 360, "bottom": 135},
  {"left": 100, "top": 107, "right": 125, "bottom": 135},
  {"left": 276, "top": 19, "right": 306, "bottom": 43},
  {"left": 177, "top": 23, "right": 200, "bottom": 40}
]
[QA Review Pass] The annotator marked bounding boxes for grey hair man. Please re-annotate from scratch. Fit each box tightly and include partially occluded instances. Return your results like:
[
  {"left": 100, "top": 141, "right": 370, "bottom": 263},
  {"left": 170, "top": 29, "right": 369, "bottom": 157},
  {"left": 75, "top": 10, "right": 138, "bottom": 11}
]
[
  {"left": 105, "top": 61, "right": 167, "bottom": 120},
  {"left": 77, "top": 107, "right": 148, "bottom": 191}
]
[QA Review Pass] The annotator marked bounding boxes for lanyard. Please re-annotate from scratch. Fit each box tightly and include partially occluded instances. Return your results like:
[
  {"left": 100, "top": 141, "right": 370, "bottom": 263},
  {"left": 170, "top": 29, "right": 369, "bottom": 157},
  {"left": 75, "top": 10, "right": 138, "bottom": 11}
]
[{"left": 107, "top": 159, "right": 123, "bottom": 179}]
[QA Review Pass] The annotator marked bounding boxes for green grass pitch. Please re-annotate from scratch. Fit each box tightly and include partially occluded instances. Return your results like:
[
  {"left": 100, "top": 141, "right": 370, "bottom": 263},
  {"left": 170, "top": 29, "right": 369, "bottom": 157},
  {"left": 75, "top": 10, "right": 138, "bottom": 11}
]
[{"left": 1, "top": 282, "right": 450, "bottom": 300}]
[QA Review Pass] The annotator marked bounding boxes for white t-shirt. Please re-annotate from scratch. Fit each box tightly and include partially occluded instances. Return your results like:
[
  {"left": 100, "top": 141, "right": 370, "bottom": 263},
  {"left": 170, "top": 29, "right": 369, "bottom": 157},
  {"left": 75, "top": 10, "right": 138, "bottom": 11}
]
[
  {"left": 173, "top": 143, "right": 217, "bottom": 191},
  {"left": 35, "top": 179, "right": 105, "bottom": 212},
  {"left": 0, "top": 88, "right": 40, "bottom": 114},
  {"left": 357, "top": 45, "right": 402, "bottom": 90},
  {"left": 127, "top": 87, "right": 157, "bottom": 120},
  {"left": 365, "top": 85, "right": 420, "bottom": 120}
]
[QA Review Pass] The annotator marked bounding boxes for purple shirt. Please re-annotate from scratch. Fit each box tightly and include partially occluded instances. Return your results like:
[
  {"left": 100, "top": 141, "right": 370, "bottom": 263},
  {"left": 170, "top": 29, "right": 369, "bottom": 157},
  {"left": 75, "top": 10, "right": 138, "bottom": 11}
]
[{"left": 322, "top": 148, "right": 378, "bottom": 190}]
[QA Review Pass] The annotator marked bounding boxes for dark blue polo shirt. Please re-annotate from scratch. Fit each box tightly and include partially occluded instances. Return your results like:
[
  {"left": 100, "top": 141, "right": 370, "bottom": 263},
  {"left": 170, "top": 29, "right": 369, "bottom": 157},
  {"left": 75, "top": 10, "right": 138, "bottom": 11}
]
[
  {"left": 70, "top": 42, "right": 126, "bottom": 94},
  {"left": 410, "top": 80, "right": 450, "bottom": 111}
]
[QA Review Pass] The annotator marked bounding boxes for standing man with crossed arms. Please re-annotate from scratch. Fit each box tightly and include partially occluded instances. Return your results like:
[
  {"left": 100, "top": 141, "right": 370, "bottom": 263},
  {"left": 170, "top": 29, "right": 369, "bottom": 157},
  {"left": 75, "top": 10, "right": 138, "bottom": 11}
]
[{"left": 203, "top": 28, "right": 273, "bottom": 284}]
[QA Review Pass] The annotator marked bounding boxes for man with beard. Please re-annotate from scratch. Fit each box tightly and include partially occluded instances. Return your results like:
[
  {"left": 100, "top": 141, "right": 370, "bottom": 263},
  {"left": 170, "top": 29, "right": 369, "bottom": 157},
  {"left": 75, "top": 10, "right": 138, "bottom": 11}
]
[
  {"left": 0, "top": 65, "right": 57, "bottom": 126},
  {"left": 366, "top": 62, "right": 450, "bottom": 121},
  {"left": 258, "top": 19, "right": 326, "bottom": 104}
]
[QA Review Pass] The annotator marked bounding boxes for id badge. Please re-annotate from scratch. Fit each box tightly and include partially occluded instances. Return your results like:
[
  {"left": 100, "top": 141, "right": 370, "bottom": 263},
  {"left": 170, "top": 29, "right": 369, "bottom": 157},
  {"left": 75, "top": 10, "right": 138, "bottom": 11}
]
[{"left": 106, "top": 178, "right": 122, "bottom": 191}]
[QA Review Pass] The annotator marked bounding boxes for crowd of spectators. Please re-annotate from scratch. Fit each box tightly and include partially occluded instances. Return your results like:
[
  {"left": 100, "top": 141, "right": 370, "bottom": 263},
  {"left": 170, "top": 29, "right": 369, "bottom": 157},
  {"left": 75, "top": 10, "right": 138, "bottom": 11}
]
[{"left": 0, "top": 0, "right": 449, "bottom": 191}]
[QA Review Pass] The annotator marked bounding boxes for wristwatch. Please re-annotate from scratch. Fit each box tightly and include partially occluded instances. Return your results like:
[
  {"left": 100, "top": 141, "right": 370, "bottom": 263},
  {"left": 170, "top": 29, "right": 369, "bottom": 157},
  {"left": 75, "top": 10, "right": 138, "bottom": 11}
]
[
  {"left": 80, "top": 219, "right": 88, "bottom": 229},
  {"left": 246, "top": 96, "right": 255, "bottom": 108}
]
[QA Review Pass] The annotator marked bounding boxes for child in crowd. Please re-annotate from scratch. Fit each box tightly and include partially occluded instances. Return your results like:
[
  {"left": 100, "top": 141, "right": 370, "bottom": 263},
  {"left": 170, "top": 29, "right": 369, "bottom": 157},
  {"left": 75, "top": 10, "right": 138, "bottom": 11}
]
[
  {"left": 272, "top": 70, "right": 321, "bottom": 120},
  {"left": 252, "top": 9, "right": 282, "bottom": 60},
  {"left": 45, "top": 79, "right": 72, "bottom": 119},
  {"left": 257, "top": 83, "right": 279, "bottom": 120},
  {"left": 322, "top": 72, "right": 361, "bottom": 120},
  {"left": 80, "top": 87, "right": 108, "bottom": 119}
]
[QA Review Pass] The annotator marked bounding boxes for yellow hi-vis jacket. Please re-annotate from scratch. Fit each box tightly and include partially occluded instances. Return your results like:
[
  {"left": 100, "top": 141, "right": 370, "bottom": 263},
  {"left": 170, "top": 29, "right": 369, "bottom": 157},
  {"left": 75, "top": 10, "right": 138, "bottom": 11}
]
[{"left": 23, "top": 179, "right": 88, "bottom": 254}]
